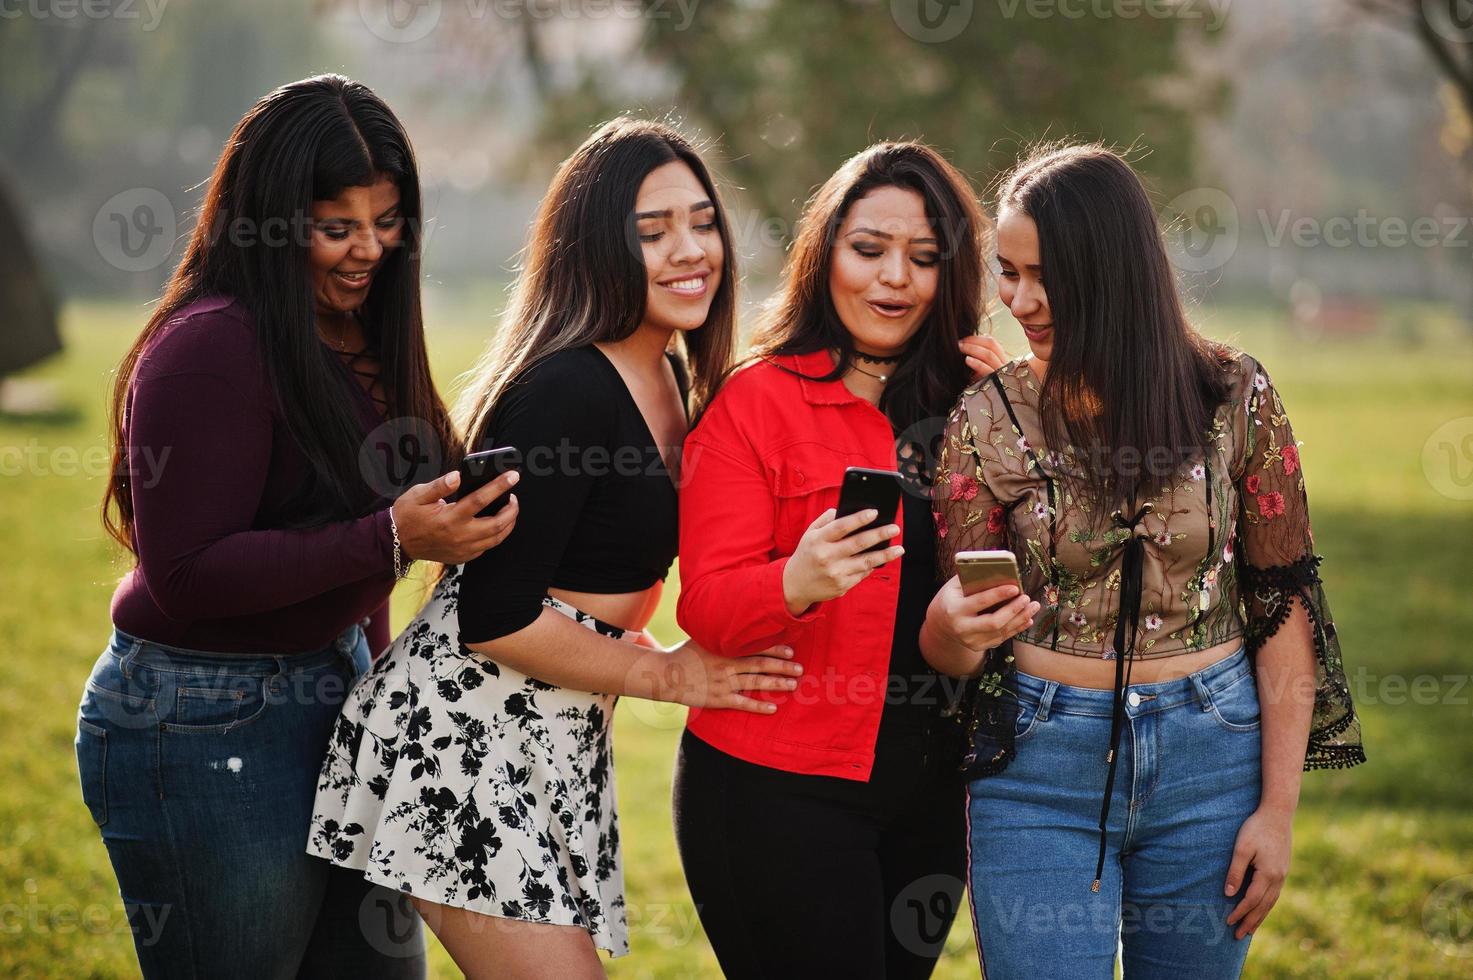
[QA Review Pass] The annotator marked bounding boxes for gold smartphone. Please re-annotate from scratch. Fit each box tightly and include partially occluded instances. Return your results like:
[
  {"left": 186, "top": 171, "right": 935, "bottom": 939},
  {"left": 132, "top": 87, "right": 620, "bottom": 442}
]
[{"left": 955, "top": 549, "right": 1021, "bottom": 600}]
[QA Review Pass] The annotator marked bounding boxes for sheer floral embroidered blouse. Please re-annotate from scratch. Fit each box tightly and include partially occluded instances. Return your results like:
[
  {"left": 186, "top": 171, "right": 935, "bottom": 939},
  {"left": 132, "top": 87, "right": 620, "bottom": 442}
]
[{"left": 933, "top": 349, "right": 1365, "bottom": 779}]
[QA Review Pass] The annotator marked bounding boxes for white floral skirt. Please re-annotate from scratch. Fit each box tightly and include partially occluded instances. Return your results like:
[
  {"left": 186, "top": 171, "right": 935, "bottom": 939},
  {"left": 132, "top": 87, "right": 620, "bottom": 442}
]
[{"left": 307, "top": 564, "right": 632, "bottom": 956}]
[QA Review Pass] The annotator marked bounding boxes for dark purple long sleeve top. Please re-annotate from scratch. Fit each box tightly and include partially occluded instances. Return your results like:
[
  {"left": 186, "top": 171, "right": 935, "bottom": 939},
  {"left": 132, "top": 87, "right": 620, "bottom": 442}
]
[{"left": 108, "top": 296, "right": 397, "bottom": 655}]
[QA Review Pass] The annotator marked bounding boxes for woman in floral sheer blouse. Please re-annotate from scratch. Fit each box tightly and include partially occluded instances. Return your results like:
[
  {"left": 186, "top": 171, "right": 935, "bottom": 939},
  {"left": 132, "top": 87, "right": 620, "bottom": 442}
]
[{"left": 922, "top": 145, "right": 1364, "bottom": 978}]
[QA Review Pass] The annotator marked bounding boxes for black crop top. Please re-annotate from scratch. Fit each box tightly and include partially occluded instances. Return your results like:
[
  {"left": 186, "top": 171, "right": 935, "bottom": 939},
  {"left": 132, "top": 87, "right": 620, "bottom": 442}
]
[{"left": 457, "top": 345, "right": 687, "bottom": 643}]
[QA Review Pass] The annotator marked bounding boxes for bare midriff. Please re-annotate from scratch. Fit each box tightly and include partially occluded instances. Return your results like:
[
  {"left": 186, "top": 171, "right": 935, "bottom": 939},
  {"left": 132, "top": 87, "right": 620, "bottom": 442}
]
[
  {"left": 1012, "top": 636, "right": 1245, "bottom": 690},
  {"left": 548, "top": 580, "right": 665, "bottom": 634}
]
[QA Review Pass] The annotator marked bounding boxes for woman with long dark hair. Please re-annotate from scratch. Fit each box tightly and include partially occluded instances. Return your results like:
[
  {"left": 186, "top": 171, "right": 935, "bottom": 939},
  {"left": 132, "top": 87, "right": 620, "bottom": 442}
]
[
  {"left": 307, "top": 118, "right": 803, "bottom": 977},
  {"left": 928, "top": 144, "right": 1364, "bottom": 977},
  {"left": 672, "top": 141, "right": 992, "bottom": 978},
  {"left": 77, "top": 74, "right": 519, "bottom": 977}
]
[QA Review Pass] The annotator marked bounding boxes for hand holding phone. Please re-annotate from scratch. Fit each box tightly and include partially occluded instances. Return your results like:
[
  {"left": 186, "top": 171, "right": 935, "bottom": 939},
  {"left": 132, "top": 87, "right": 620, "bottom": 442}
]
[{"left": 780, "top": 467, "right": 906, "bottom": 615}]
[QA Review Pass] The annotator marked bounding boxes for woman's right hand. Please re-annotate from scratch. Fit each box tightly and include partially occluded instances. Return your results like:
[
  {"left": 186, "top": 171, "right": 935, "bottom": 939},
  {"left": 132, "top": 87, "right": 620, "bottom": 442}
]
[
  {"left": 389, "top": 469, "right": 520, "bottom": 565},
  {"left": 660, "top": 639, "right": 804, "bottom": 714},
  {"left": 925, "top": 575, "right": 1038, "bottom": 668},
  {"left": 781, "top": 508, "right": 904, "bottom": 615}
]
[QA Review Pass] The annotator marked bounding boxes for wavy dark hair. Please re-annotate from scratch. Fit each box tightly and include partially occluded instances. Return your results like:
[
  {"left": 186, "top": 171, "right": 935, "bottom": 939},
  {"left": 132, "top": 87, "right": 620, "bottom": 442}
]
[
  {"left": 103, "top": 74, "right": 455, "bottom": 553},
  {"left": 748, "top": 141, "right": 986, "bottom": 437},
  {"left": 455, "top": 116, "right": 739, "bottom": 450},
  {"left": 996, "top": 143, "right": 1232, "bottom": 510}
]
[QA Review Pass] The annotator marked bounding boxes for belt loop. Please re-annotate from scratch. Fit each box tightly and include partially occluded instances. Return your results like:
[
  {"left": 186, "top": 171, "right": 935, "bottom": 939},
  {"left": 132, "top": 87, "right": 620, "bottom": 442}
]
[
  {"left": 1037, "top": 680, "right": 1058, "bottom": 721},
  {"left": 1190, "top": 671, "right": 1214, "bottom": 712},
  {"left": 119, "top": 635, "right": 143, "bottom": 681}
]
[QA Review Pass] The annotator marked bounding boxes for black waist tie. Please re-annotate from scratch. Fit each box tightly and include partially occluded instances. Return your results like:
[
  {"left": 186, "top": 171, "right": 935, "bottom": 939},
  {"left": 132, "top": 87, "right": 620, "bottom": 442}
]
[{"left": 1092, "top": 500, "right": 1152, "bottom": 893}]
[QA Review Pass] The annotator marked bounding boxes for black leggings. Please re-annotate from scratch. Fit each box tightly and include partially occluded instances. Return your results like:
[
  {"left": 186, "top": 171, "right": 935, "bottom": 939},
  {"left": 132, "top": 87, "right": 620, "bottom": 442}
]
[{"left": 672, "top": 727, "right": 967, "bottom": 980}]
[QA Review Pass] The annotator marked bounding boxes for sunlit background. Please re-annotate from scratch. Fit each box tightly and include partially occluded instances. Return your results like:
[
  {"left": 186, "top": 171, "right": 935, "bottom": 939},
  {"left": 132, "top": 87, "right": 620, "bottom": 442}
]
[{"left": 3, "top": 1, "right": 1472, "bottom": 977}]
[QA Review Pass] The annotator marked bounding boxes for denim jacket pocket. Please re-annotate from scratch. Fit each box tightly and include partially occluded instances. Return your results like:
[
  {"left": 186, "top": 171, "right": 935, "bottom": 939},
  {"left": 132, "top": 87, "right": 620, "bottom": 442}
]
[{"left": 768, "top": 443, "right": 855, "bottom": 554}]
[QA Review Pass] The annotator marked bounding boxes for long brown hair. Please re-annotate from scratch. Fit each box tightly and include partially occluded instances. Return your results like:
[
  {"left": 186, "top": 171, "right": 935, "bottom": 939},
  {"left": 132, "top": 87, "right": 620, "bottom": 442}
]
[
  {"left": 102, "top": 74, "right": 455, "bottom": 554},
  {"left": 455, "top": 117, "right": 739, "bottom": 451},
  {"left": 748, "top": 141, "right": 986, "bottom": 436},
  {"left": 996, "top": 143, "right": 1231, "bottom": 510}
]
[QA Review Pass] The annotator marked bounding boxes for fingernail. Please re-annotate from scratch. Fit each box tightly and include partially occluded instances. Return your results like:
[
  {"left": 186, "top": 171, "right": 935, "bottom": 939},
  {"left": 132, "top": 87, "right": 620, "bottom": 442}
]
[
  {"left": 864, "top": 509, "right": 879, "bottom": 520},
  {"left": 793, "top": 664, "right": 803, "bottom": 675},
  {"left": 506, "top": 470, "right": 520, "bottom": 485},
  {"left": 785, "top": 679, "right": 798, "bottom": 689},
  {"left": 1225, "top": 885, "right": 1235, "bottom": 896}
]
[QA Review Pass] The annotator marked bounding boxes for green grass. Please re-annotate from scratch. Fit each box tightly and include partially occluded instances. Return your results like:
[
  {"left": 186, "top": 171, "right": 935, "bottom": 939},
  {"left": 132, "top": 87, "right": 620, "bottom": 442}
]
[{"left": 2, "top": 296, "right": 1470, "bottom": 978}]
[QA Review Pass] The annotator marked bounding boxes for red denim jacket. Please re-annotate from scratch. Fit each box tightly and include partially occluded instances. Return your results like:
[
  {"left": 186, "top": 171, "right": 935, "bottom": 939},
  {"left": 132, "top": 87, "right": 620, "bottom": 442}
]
[{"left": 677, "top": 350, "right": 910, "bottom": 780}]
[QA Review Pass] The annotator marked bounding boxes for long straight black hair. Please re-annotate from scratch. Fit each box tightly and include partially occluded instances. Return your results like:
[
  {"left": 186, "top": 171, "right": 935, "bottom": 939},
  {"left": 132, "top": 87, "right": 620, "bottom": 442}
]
[
  {"left": 997, "top": 143, "right": 1232, "bottom": 510},
  {"left": 749, "top": 141, "right": 986, "bottom": 437},
  {"left": 104, "top": 74, "right": 456, "bottom": 551},
  {"left": 456, "top": 117, "right": 739, "bottom": 450}
]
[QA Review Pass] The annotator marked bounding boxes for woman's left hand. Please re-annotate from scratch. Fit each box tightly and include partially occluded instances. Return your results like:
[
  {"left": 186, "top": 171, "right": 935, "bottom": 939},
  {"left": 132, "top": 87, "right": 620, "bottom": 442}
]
[
  {"left": 959, "top": 335, "right": 1009, "bottom": 381},
  {"left": 1224, "top": 806, "right": 1294, "bottom": 939}
]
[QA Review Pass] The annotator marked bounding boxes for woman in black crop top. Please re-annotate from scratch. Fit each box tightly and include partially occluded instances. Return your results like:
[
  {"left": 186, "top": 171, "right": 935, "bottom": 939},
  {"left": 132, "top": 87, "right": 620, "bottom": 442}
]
[{"left": 306, "top": 118, "right": 802, "bottom": 973}]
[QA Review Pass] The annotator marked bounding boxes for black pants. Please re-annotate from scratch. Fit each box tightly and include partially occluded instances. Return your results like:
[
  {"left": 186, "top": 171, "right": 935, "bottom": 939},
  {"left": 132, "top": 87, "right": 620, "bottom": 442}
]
[{"left": 672, "top": 726, "right": 967, "bottom": 980}]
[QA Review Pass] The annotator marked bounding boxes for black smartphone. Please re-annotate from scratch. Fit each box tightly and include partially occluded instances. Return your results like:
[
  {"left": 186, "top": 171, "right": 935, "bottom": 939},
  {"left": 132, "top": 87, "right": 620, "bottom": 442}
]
[
  {"left": 834, "top": 467, "right": 904, "bottom": 553},
  {"left": 456, "top": 446, "right": 520, "bottom": 517}
]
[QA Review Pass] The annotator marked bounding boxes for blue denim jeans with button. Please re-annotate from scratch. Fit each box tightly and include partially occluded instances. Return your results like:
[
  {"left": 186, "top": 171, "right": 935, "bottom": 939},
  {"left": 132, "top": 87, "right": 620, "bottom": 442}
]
[
  {"left": 74, "top": 626, "right": 425, "bottom": 979},
  {"left": 965, "top": 647, "right": 1261, "bottom": 979}
]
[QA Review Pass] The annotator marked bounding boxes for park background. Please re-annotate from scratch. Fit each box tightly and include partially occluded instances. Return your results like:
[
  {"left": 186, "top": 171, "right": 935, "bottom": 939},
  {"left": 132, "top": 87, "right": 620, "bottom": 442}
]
[{"left": 3, "top": 0, "right": 1472, "bottom": 976}]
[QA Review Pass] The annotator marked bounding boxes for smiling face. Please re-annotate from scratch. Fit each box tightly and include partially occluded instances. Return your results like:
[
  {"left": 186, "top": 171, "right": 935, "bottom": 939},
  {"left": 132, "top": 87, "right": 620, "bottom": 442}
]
[
  {"left": 996, "top": 207, "right": 1053, "bottom": 364},
  {"left": 828, "top": 185, "right": 939, "bottom": 356},
  {"left": 634, "top": 160, "right": 725, "bottom": 334},
  {"left": 308, "top": 174, "right": 404, "bottom": 316}
]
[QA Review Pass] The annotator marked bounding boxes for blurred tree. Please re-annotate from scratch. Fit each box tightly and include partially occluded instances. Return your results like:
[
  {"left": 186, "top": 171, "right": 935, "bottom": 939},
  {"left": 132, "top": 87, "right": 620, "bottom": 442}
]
[{"left": 528, "top": 0, "right": 1225, "bottom": 244}]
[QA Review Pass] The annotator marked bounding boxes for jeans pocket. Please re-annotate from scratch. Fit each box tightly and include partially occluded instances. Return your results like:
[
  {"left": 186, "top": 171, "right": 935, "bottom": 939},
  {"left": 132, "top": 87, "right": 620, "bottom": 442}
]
[
  {"left": 75, "top": 719, "right": 108, "bottom": 827},
  {"left": 1208, "top": 672, "right": 1261, "bottom": 732},
  {"left": 1013, "top": 694, "right": 1044, "bottom": 743},
  {"left": 166, "top": 676, "right": 268, "bottom": 734}
]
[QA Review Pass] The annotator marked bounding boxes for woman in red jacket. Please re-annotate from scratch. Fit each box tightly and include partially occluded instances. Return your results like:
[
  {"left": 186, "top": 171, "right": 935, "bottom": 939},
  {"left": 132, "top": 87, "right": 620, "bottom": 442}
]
[{"left": 672, "top": 142, "right": 1016, "bottom": 978}]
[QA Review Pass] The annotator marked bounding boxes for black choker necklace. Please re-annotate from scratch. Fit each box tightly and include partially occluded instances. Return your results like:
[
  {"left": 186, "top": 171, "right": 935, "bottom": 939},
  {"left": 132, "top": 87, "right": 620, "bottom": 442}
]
[{"left": 855, "top": 351, "right": 903, "bottom": 365}]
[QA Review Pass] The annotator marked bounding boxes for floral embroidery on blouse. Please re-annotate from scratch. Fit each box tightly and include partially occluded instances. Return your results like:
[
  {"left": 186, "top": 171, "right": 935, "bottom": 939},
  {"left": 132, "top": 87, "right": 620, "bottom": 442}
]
[{"left": 934, "top": 351, "right": 1365, "bottom": 776}]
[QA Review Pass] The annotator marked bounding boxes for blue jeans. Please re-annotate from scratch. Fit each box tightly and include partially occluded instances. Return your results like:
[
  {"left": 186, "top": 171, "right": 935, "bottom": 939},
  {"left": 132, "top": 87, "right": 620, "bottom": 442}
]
[
  {"left": 74, "top": 626, "right": 425, "bottom": 980},
  {"left": 965, "top": 647, "right": 1261, "bottom": 979}
]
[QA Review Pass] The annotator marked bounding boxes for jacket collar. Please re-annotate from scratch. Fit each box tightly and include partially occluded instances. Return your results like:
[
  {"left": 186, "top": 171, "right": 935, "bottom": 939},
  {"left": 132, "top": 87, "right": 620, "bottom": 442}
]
[{"left": 771, "top": 349, "right": 859, "bottom": 407}]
